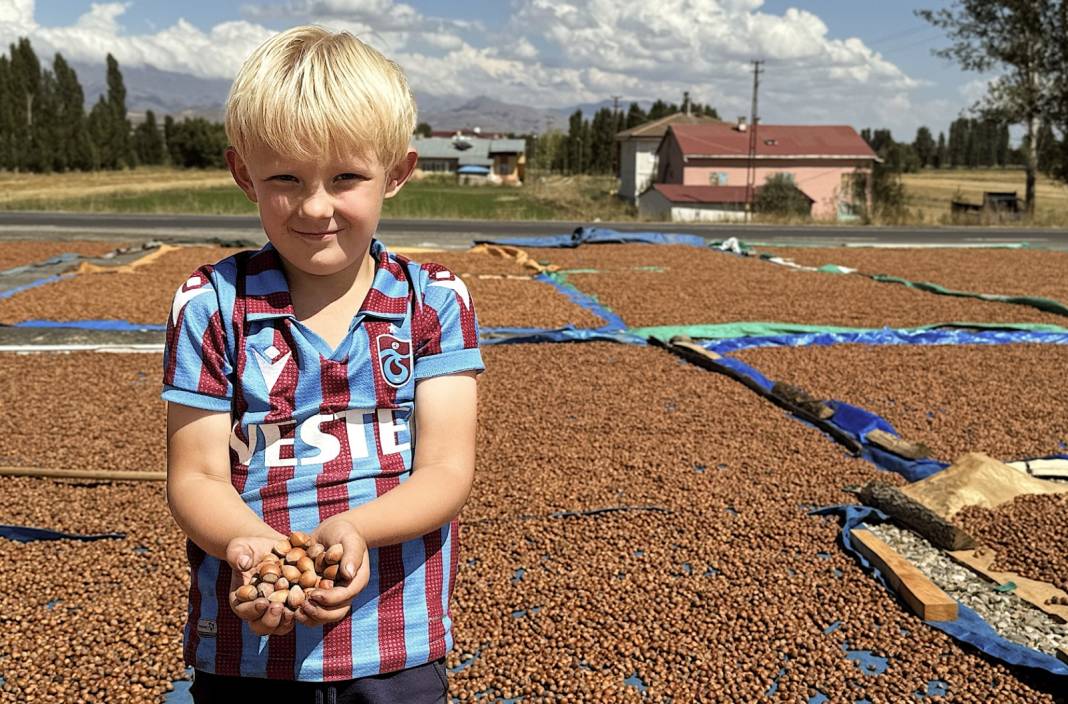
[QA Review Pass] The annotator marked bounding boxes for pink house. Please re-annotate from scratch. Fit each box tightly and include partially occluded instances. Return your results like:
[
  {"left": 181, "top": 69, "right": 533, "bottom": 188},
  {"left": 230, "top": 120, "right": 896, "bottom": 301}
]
[{"left": 642, "top": 122, "right": 877, "bottom": 221}]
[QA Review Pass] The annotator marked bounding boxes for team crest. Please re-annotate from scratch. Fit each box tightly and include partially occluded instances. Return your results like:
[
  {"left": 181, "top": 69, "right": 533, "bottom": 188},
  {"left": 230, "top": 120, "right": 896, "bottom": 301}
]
[{"left": 376, "top": 334, "right": 412, "bottom": 388}]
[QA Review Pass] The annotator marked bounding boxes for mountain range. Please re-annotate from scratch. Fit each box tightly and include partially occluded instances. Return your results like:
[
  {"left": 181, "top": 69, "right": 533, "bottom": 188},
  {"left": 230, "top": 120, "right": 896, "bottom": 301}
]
[{"left": 71, "top": 62, "right": 652, "bottom": 134}]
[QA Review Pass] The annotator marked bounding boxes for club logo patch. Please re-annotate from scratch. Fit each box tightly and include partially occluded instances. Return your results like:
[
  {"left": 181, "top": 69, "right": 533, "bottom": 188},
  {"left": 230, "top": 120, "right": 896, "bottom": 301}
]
[
  {"left": 196, "top": 619, "right": 217, "bottom": 638},
  {"left": 376, "top": 334, "right": 412, "bottom": 388}
]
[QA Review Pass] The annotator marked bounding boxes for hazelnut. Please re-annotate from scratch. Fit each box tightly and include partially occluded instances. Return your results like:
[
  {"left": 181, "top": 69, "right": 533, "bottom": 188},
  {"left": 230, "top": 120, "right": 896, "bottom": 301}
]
[
  {"left": 275, "top": 577, "right": 289, "bottom": 590},
  {"left": 287, "top": 585, "right": 305, "bottom": 609},
  {"left": 268, "top": 589, "right": 289, "bottom": 604},
  {"left": 273, "top": 539, "right": 292, "bottom": 558},
  {"left": 299, "top": 570, "right": 318, "bottom": 589},
  {"left": 306, "top": 543, "right": 325, "bottom": 560},
  {"left": 289, "top": 532, "right": 312, "bottom": 548},
  {"left": 325, "top": 544, "right": 343, "bottom": 564},
  {"left": 256, "top": 582, "right": 275, "bottom": 599},
  {"left": 323, "top": 564, "right": 339, "bottom": 581},
  {"left": 259, "top": 563, "right": 280, "bottom": 583},
  {"left": 281, "top": 565, "right": 301, "bottom": 582},
  {"left": 285, "top": 547, "right": 307, "bottom": 564},
  {"left": 296, "top": 556, "right": 315, "bottom": 573},
  {"left": 235, "top": 585, "right": 258, "bottom": 603}
]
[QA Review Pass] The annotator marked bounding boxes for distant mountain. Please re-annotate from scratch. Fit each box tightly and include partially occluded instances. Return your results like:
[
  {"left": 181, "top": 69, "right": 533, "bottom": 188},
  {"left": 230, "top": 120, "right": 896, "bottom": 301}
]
[
  {"left": 72, "top": 62, "right": 232, "bottom": 122},
  {"left": 68, "top": 60, "right": 646, "bottom": 133}
]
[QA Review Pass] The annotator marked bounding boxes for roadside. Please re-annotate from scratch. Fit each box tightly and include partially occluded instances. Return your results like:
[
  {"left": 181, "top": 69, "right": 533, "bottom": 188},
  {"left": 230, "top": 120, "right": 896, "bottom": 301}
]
[{"left": 3, "top": 167, "right": 1068, "bottom": 228}]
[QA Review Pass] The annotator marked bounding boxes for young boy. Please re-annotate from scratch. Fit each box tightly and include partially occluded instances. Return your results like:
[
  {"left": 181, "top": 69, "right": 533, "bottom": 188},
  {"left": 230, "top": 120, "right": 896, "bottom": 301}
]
[{"left": 163, "top": 26, "right": 481, "bottom": 703}]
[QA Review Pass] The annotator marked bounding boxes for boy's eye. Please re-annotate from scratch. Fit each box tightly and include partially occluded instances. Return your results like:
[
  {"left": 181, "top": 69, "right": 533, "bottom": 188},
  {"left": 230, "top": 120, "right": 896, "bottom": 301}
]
[
  {"left": 269, "top": 175, "right": 298, "bottom": 182},
  {"left": 334, "top": 173, "right": 364, "bottom": 182}
]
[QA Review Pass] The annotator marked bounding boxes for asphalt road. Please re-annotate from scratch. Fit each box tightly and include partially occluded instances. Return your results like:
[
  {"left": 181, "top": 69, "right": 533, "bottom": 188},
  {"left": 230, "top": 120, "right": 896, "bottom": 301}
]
[{"left": 2, "top": 211, "right": 1068, "bottom": 249}]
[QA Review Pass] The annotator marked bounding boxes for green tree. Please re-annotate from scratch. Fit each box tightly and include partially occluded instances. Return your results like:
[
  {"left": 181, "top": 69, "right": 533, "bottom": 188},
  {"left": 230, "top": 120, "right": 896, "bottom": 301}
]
[
  {"left": 625, "top": 102, "right": 646, "bottom": 129},
  {"left": 0, "top": 56, "right": 11, "bottom": 168},
  {"left": 414, "top": 121, "right": 432, "bottom": 137},
  {"left": 133, "top": 110, "right": 166, "bottom": 166},
  {"left": 53, "top": 54, "right": 93, "bottom": 171},
  {"left": 9, "top": 37, "right": 41, "bottom": 170},
  {"left": 167, "top": 117, "right": 228, "bottom": 168},
  {"left": 935, "top": 131, "right": 947, "bottom": 168},
  {"left": 754, "top": 173, "right": 811, "bottom": 217},
  {"left": 913, "top": 126, "right": 936, "bottom": 167},
  {"left": 646, "top": 99, "right": 670, "bottom": 121},
  {"left": 589, "top": 107, "right": 616, "bottom": 174},
  {"left": 918, "top": 1, "right": 1053, "bottom": 212},
  {"left": 104, "top": 53, "right": 132, "bottom": 168},
  {"left": 163, "top": 114, "right": 177, "bottom": 165}
]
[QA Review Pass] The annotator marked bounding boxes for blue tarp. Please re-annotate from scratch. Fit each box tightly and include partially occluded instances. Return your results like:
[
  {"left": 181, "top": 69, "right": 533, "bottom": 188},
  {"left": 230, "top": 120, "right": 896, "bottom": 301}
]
[
  {"left": 697, "top": 343, "right": 947, "bottom": 481},
  {"left": 0, "top": 274, "right": 72, "bottom": 300},
  {"left": 811, "top": 505, "right": 1068, "bottom": 678},
  {"left": 535, "top": 272, "right": 629, "bottom": 331},
  {"left": 11, "top": 319, "right": 167, "bottom": 331},
  {"left": 475, "top": 226, "right": 707, "bottom": 249},
  {"left": 701, "top": 326, "right": 1068, "bottom": 356},
  {"left": 0, "top": 524, "right": 124, "bottom": 542},
  {"left": 480, "top": 326, "right": 643, "bottom": 346}
]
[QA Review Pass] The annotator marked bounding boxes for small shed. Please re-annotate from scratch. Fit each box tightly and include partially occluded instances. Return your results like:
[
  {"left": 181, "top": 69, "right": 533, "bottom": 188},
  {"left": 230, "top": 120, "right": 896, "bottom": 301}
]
[{"left": 638, "top": 184, "right": 750, "bottom": 222}]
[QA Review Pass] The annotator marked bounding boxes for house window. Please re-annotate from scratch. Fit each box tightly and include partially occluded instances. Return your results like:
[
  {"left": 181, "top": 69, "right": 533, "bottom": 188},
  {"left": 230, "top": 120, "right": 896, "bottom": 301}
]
[
  {"left": 496, "top": 156, "right": 513, "bottom": 175},
  {"left": 420, "top": 159, "right": 452, "bottom": 173},
  {"left": 708, "top": 172, "right": 728, "bottom": 186}
]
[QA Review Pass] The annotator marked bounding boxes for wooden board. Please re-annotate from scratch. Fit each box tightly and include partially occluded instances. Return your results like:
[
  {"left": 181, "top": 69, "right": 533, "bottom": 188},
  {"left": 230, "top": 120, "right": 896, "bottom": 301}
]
[
  {"left": 0, "top": 466, "right": 166, "bottom": 482},
  {"left": 850, "top": 528, "right": 958, "bottom": 621},
  {"left": 948, "top": 548, "right": 1068, "bottom": 624},
  {"left": 1058, "top": 647, "right": 1068, "bottom": 665}
]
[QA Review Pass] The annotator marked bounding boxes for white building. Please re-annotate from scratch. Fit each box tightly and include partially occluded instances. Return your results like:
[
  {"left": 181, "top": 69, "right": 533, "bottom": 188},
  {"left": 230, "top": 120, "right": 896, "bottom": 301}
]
[{"left": 615, "top": 113, "right": 721, "bottom": 202}]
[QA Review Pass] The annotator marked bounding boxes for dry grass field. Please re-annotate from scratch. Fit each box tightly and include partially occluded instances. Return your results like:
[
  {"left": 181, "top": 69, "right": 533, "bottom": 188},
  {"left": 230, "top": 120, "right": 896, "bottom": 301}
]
[
  {"left": 902, "top": 168, "right": 1068, "bottom": 226},
  {"left": 0, "top": 167, "right": 233, "bottom": 206}
]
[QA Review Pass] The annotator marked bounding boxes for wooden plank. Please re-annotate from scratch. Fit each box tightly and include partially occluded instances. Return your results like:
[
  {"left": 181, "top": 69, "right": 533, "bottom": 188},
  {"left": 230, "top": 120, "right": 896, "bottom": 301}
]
[
  {"left": 948, "top": 548, "right": 1068, "bottom": 624},
  {"left": 1057, "top": 647, "right": 1068, "bottom": 665},
  {"left": 0, "top": 466, "right": 166, "bottom": 482},
  {"left": 850, "top": 528, "right": 958, "bottom": 621},
  {"left": 866, "top": 429, "right": 931, "bottom": 460}
]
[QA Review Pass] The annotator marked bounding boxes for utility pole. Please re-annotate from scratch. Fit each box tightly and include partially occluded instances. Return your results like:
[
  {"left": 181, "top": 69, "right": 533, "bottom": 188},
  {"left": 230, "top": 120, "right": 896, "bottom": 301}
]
[
  {"left": 612, "top": 95, "right": 622, "bottom": 114},
  {"left": 744, "top": 60, "right": 764, "bottom": 223}
]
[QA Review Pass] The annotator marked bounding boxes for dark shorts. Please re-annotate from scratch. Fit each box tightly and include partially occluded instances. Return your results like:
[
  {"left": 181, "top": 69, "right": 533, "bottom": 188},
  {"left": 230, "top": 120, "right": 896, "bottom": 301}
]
[{"left": 190, "top": 659, "right": 447, "bottom": 704}]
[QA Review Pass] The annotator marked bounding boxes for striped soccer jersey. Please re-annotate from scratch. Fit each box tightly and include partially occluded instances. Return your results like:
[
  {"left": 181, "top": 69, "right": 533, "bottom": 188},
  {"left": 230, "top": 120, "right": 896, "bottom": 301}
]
[{"left": 161, "top": 238, "right": 483, "bottom": 681}]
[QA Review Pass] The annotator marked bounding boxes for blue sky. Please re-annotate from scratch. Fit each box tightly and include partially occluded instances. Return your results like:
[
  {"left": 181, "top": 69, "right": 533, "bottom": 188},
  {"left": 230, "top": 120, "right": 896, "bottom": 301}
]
[{"left": 9, "top": 0, "right": 986, "bottom": 139}]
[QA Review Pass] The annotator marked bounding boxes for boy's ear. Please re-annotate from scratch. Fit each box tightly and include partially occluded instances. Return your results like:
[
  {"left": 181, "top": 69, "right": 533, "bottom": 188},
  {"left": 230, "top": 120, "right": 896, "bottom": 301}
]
[
  {"left": 384, "top": 149, "right": 418, "bottom": 199},
  {"left": 225, "top": 147, "right": 258, "bottom": 204}
]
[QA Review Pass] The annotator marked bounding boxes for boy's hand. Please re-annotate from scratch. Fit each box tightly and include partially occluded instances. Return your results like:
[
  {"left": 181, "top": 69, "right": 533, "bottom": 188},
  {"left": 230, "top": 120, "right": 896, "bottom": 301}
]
[
  {"left": 297, "top": 517, "right": 371, "bottom": 627},
  {"left": 225, "top": 535, "right": 296, "bottom": 637}
]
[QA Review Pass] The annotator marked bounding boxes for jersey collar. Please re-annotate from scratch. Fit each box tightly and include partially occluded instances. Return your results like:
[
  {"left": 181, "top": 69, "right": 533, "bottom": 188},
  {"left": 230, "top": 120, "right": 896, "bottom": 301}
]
[{"left": 245, "top": 238, "right": 409, "bottom": 323}]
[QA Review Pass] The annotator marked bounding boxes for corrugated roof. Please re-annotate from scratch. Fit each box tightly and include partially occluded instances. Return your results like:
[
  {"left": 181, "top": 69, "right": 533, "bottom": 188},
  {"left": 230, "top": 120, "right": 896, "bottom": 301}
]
[
  {"left": 649, "top": 184, "right": 751, "bottom": 204},
  {"left": 615, "top": 113, "right": 722, "bottom": 141},
  {"left": 489, "top": 139, "right": 526, "bottom": 153},
  {"left": 669, "top": 123, "right": 876, "bottom": 159}
]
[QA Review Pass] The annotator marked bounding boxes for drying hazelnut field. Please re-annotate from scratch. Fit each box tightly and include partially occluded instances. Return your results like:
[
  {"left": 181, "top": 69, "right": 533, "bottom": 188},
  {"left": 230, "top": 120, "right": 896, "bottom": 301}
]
[{"left": 1, "top": 235, "right": 1066, "bottom": 703}]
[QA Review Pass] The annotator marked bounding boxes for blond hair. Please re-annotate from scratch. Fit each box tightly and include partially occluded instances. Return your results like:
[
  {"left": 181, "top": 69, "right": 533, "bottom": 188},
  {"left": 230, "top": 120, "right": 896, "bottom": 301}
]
[{"left": 225, "top": 25, "right": 416, "bottom": 167}]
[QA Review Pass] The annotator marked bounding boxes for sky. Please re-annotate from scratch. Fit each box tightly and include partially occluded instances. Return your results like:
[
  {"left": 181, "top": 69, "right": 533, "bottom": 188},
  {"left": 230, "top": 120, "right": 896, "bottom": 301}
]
[{"left": 1, "top": 0, "right": 991, "bottom": 139}]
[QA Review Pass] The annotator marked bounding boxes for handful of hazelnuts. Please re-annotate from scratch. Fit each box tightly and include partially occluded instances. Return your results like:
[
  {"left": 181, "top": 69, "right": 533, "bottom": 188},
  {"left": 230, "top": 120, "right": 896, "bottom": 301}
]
[{"left": 233, "top": 531, "right": 348, "bottom": 612}]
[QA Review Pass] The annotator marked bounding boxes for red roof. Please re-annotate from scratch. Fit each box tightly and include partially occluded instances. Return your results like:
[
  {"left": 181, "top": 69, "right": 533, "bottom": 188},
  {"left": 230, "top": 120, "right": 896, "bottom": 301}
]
[
  {"left": 651, "top": 184, "right": 751, "bottom": 204},
  {"left": 669, "top": 123, "right": 876, "bottom": 159}
]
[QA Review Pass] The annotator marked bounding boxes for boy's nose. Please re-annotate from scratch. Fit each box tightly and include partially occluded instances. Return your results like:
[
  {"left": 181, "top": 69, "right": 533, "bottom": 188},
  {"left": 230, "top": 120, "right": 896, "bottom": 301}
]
[{"left": 299, "top": 189, "right": 334, "bottom": 220}]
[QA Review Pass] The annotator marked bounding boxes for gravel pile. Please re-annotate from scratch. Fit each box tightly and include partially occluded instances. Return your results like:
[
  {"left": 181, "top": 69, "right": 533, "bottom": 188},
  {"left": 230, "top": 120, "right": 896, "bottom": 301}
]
[
  {"left": 0, "top": 245, "right": 245, "bottom": 325},
  {"left": 735, "top": 343, "right": 1068, "bottom": 462},
  {"left": 957, "top": 494, "right": 1068, "bottom": 592},
  {"left": 554, "top": 249, "right": 1068, "bottom": 329},
  {"left": 765, "top": 246, "right": 1068, "bottom": 304},
  {"left": 0, "top": 240, "right": 128, "bottom": 272},
  {"left": 0, "top": 352, "right": 164, "bottom": 473},
  {"left": 465, "top": 277, "right": 607, "bottom": 329},
  {"left": 867, "top": 521, "right": 1068, "bottom": 657}
]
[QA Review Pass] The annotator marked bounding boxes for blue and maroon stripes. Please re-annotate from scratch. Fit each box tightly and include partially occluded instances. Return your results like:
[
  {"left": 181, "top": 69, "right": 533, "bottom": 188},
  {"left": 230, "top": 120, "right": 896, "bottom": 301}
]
[{"left": 162, "top": 239, "right": 483, "bottom": 681}]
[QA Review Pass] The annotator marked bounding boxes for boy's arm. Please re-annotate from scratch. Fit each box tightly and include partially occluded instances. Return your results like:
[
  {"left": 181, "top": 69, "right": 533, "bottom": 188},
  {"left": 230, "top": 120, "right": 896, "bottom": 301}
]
[
  {"left": 166, "top": 402, "right": 282, "bottom": 560},
  {"left": 340, "top": 371, "right": 478, "bottom": 548}
]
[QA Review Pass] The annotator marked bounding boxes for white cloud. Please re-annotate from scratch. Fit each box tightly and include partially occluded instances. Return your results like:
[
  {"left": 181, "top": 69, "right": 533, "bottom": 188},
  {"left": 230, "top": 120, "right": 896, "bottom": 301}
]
[{"left": 0, "top": 0, "right": 940, "bottom": 135}]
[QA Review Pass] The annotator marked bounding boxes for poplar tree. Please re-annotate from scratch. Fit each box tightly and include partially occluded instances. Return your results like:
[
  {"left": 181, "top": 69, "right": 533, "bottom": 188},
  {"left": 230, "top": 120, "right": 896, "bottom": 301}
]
[
  {"left": 133, "top": 110, "right": 166, "bottom": 165},
  {"left": 0, "top": 55, "right": 12, "bottom": 168},
  {"left": 918, "top": 1, "right": 1052, "bottom": 212},
  {"left": 105, "top": 53, "right": 132, "bottom": 168},
  {"left": 913, "top": 126, "right": 936, "bottom": 167},
  {"left": 9, "top": 38, "right": 41, "bottom": 170},
  {"left": 53, "top": 54, "right": 93, "bottom": 171}
]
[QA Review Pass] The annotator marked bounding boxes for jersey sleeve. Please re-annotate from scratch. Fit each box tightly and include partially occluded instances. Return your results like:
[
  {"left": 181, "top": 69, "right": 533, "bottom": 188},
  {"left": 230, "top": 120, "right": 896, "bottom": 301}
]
[
  {"left": 161, "top": 266, "right": 234, "bottom": 411},
  {"left": 413, "top": 264, "right": 485, "bottom": 380}
]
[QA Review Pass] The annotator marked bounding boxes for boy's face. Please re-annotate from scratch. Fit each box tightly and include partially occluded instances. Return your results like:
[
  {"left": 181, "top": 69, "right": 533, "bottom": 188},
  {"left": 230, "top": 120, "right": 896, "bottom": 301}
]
[{"left": 226, "top": 144, "right": 417, "bottom": 278}]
